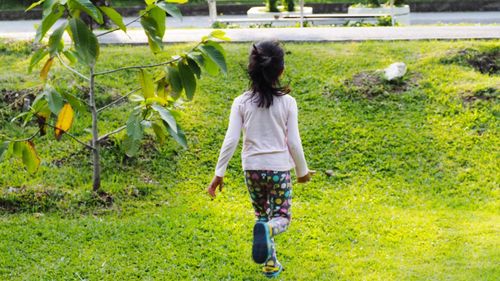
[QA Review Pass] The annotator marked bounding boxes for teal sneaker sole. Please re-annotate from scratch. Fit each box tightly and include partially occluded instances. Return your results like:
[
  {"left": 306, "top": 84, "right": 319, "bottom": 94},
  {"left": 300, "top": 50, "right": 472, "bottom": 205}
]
[{"left": 252, "top": 222, "right": 272, "bottom": 264}]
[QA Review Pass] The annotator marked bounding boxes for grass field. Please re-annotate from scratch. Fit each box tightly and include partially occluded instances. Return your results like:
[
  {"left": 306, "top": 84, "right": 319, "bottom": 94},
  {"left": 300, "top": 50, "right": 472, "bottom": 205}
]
[{"left": 0, "top": 39, "right": 499, "bottom": 280}]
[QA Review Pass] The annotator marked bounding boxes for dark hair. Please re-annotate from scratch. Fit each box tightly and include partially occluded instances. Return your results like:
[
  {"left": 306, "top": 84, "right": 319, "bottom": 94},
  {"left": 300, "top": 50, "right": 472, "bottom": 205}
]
[{"left": 248, "top": 40, "right": 289, "bottom": 108}]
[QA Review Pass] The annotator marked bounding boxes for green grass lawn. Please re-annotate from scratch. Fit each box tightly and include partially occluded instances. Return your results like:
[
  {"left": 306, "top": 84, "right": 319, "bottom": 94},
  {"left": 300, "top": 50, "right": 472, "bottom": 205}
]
[{"left": 0, "top": 39, "right": 499, "bottom": 280}]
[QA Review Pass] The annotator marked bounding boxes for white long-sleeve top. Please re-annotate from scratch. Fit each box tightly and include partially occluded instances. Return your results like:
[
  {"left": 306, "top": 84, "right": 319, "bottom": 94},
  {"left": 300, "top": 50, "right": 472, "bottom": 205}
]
[{"left": 215, "top": 91, "right": 308, "bottom": 177}]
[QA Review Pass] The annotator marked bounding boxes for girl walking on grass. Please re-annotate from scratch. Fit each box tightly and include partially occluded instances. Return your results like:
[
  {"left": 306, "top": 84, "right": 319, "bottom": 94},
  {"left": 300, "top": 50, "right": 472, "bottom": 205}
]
[{"left": 207, "top": 40, "right": 312, "bottom": 278}]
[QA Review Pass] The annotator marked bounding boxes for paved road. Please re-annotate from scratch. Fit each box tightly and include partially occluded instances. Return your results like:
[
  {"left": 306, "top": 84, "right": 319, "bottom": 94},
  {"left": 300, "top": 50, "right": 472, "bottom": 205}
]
[
  {"left": 1, "top": 11, "right": 499, "bottom": 43},
  {"left": 0, "top": 12, "right": 499, "bottom": 31},
  {"left": 2, "top": 25, "right": 498, "bottom": 43}
]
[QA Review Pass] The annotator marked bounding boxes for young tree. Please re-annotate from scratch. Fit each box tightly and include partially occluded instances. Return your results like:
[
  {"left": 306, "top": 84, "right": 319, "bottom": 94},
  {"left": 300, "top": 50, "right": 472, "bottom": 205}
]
[{"left": 0, "top": 0, "right": 229, "bottom": 192}]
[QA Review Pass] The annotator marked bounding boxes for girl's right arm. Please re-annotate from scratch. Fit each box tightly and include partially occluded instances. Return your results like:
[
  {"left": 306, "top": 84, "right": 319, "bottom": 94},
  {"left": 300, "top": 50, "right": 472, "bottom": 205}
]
[
  {"left": 208, "top": 98, "right": 243, "bottom": 197},
  {"left": 287, "top": 98, "right": 311, "bottom": 183}
]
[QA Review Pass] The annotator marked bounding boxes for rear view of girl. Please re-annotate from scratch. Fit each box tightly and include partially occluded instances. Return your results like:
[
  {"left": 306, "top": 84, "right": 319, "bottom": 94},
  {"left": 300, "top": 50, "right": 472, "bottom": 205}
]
[{"left": 207, "top": 40, "right": 312, "bottom": 278}]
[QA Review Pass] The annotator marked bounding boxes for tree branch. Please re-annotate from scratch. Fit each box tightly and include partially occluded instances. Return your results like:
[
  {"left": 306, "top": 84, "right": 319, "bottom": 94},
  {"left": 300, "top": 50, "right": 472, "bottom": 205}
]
[
  {"left": 93, "top": 57, "right": 181, "bottom": 76},
  {"left": 56, "top": 53, "right": 90, "bottom": 81},
  {"left": 93, "top": 42, "right": 202, "bottom": 77},
  {"left": 97, "top": 125, "right": 126, "bottom": 142},
  {"left": 95, "top": 13, "right": 144, "bottom": 38},
  {"left": 97, "top": 87, "right": 141, "bottom": 113},
  {"left": 43, "top": 122, "right": 95, "bottom": 150},
  {"left": 5, "top": 129, "right": 41, "bottom": 143}
]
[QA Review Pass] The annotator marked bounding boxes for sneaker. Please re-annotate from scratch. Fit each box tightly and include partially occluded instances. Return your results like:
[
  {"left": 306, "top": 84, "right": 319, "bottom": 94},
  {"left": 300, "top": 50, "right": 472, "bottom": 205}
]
[
  {"left": 252, "top": 222, "right": 272, "bottom": 263},
  {"left": 262, "top": 259, "right": 284, "bottom": 278}
]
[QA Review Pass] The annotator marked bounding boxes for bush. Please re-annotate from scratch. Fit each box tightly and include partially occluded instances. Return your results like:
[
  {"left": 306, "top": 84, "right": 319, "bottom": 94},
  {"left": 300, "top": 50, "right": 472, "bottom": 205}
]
[
  {"left": 267, "top": 0, "right": 279, "bottom": 12},
  {"left": 283, "top": 0, "right": 295, "bottom": 12}
]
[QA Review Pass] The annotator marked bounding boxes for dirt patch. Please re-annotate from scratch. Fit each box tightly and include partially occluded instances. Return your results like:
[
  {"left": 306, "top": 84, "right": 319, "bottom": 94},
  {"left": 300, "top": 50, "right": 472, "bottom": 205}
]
[
  {"left": 0, "top": 187, "right": 66, "bottom": 213},
  {"left": 0, "top": 88, "right": 39, "bottom": 109},
  {"left": 462, "top": 87, "right": 499, "bottom": 103},
  {"left": 441, "top": 48, "right": 499, "bottom": 75},
  {"left": 0, "top": 186, "right": 115, "bottom": 213},
  {"left": 341, "top": 70, "right": 420, "bottom": 99}
]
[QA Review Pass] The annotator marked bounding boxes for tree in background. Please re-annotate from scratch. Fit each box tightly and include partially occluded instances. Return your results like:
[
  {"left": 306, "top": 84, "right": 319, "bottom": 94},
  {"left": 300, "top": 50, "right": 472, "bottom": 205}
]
[
  {"left": 0, "top": 0, "right": 229, "bottom": 192},
  {"left": 282, "top": 0, "right": 295, "bottom": 12},
  {"left": 267, "top": 0, "right": 279, "bottom": 12}
]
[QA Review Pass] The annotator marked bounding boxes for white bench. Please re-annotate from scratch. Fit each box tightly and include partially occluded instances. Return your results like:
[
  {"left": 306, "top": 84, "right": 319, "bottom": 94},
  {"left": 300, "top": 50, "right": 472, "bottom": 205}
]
[{"left": 216, "top": 14, "right": 391, "bottom": 26}]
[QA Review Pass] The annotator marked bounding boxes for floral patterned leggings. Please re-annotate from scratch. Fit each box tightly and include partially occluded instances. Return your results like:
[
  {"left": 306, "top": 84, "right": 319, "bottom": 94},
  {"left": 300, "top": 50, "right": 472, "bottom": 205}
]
[{"left": 245, "top": 170, "right": 292, "bottom": 264}]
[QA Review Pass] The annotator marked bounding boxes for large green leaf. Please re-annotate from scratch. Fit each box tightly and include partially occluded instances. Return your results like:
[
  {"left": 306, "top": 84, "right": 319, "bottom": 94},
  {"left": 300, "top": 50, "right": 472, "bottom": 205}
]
[
  {"left": 48, "top": 22, "right": 67, "bottom": 56},
  {"left": 140, "top": 15, "right": 163, "bottom": 53},
  {"left": 69, "top": 0, "right": 103, "bottom": 24},
  {"left": 22, "top": 141, "right": 41, "bottom": 174},
  {"left": 45, "top": 86, "right": 63, "bottom": 115},
  {"left": 98, "top": 6, "right": 126, "bottom": 32},
  {"left": 198, "top": 43, "right": 227, "bottom": 74},
  {"left": 151, "top": 104, "right": 177, "bottom": 134},
  {"left": 166, "top": 65, "right": 183, "bottom": 99},
  {"left": 62, "top": 50, "right": 78, "bottom": 64},
  {"left": 29, "top": 48, "right": 49, "bottom": 73},
  {"left": 186, "top": 58, "right": 201, "bottom": 79},
  {"left": 188, "top": 52, "right": 211, "bottom": 75},
  {"left": 124, "top": 112, "right": 143, "bottom": 157},
  {"left": 42, "top": 0, "right": 59, "bottom": 16},
  {"left": 156, "top": 2, "right": 182, "bottom": 21},
  {"left": 126, "top": 112, "right": 144, "bottom": 141},
  {"left": 149, "top": 7, "right": 166, "bottom": 38},
  {"left": 123, "top": 135, "right": 141, "bottom": 157},
  {"left": 165, "top": 121, "right": 187, "bottom": 149},
  {"left": 68, "top": 18, "right": 99, "bottom": 66},
  {"left": 200, "top": 52, "right": 218, "bottom": 76},
  {"left": 178, "top": 61, "right": 196, "bottom": 100},
  {"left": 35, "top": 4, "right": 64, "bottom": 42}
]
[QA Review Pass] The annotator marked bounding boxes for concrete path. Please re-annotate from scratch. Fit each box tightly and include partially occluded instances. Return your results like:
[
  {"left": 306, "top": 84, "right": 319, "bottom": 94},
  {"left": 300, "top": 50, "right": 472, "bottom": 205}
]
[
  {"left": 1, "top": 26, "right": 499, "bottom": 43},
  {"left": 0, "top": 12, "right": 499, "bottom": 32}
]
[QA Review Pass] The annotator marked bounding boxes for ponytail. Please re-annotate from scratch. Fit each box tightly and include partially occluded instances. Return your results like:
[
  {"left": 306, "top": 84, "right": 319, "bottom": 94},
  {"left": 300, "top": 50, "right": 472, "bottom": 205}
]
[{"left": 248, "top": 41, "right": 289, "bottom": 108}]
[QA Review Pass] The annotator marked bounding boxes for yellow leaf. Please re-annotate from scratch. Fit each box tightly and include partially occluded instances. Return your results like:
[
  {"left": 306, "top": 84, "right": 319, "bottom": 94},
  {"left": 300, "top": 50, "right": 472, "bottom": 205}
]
[
  {"left": 54, "top": 103, "right": 75, "bottom": 141},
  {"left": 40, "top": 57, "right": 54, "bottom": 80}
]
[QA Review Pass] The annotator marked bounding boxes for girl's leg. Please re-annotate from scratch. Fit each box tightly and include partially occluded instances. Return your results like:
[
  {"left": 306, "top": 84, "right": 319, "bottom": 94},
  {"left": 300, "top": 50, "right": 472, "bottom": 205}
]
[
  {"left": 268, "top": 170, "right": 292, "bottom": 236},
  {"left": 262, "top": 171, "right": 291, "bottom": 275},
  {"left": 246, "top": 170, "right": 274, "bottom": 264},
  {"left": 245, "top": 170, "right": 270, "bottom": 222}
]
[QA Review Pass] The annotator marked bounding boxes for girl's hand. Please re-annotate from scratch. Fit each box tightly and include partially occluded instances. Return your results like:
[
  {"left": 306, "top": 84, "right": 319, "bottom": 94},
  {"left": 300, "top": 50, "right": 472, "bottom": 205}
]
[
  {"left": 297, "top": 170, "right": 315, "bottom": 183},
  {"left": 207, "top": 176, "right": 224, "bottom": 198}
]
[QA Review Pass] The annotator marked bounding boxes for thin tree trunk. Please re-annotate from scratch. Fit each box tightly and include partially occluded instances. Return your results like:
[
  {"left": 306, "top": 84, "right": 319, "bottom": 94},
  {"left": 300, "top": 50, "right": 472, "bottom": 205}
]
[{"left": 89, "top": 67, "right": 101, "bottom": 191}]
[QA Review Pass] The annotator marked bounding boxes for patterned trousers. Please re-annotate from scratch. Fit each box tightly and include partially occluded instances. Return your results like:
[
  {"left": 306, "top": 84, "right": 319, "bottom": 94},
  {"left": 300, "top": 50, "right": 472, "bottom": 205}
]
[{"left": 245, "top": 170, "right": 292, "bottom": 264}]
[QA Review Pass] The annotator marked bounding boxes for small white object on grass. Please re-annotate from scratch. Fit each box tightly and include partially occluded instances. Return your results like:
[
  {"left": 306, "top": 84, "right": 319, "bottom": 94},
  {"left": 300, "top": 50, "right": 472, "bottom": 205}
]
[{"left": 384, "top": 62, "right": 407, "bottom": 81}]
